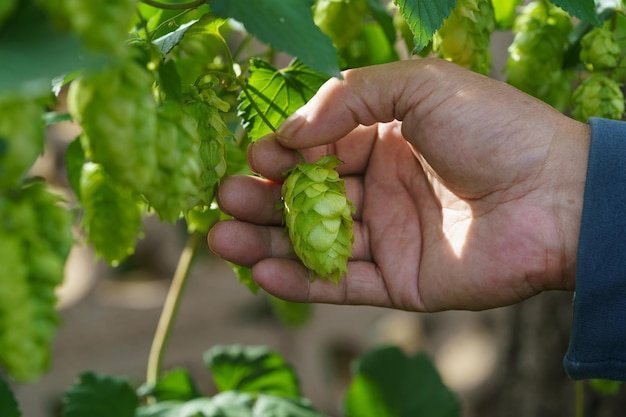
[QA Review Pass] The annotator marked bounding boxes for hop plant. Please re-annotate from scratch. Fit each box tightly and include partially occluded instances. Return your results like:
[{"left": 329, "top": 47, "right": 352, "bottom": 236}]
[
  {"left": 506, "top": 1, "right": 573, "bottom": 111},
  {"left": 433, "top": 0, "right": 496, "bottom": 75},
  {"left": 572, "top": 74, "right": 625, "bottom": 122},
  {"left": 282, "top": 155, "right": 354, "bottom": 285},
  {"left": 0, "top": 181, "right": 73, "bottom": 381},
  {"left": 0, "top": 95, "right": 46, "bottom": 190},
  {"left": 313, "top": 0, "right": 370, "bottom": 49},
  {"left": 68, "top": 61, "right": 159, "bottom": 195},
  {"left": 79, "top": 162, "right": 143, "bottom": 265},
  {"left": 580, "top": 22, "right": 622, "bottom": 72}
]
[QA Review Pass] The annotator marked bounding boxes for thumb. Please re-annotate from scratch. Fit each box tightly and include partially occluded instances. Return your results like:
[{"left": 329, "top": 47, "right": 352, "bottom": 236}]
[{"left": 275, "top": 59, "right": 447, "bottom": 149}]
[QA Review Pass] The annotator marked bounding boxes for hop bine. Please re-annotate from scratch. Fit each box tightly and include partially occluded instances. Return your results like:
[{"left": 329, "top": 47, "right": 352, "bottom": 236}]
[{"left": 281, "top": 155, "right": 354, "bottom": 285}]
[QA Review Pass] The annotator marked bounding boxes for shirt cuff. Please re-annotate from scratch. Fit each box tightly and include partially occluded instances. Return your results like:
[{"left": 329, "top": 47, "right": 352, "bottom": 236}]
[{"left": 563, "top": 117, "right": 626, "bottom": 381}]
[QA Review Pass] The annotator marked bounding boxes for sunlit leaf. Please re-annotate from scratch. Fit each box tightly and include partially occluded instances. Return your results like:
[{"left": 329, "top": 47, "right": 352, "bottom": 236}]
[
  {"left": 204, "top": 344, "right": 300, "bottom": 398},
  {"left": 238, "top": 59, "right": 328, "bottom": 141}
]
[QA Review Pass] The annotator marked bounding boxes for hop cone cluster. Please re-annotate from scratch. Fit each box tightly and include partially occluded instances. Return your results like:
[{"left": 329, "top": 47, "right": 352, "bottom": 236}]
[
  {"left": 0, "top": 182, "right": 73, "bottom": 381},
  {"left": 282, "top": 155, "right": 354, "bottom": 285},
  {"left": 313, "top": 0, "right": 370, "bottom": 49},
  {"left": 580, "top": 22, "right": 622, "bottom": 72},
  {"left": 572, "top": 74, "right": 625, "bottom": 122},
  {"left": 433, "top": 0, "right": 496, "bottom": 75},
  {"left": 0, "top": 95, "right": 46, "bottom": 190},
  {"left": 506, "top": 1, "right": 573, "bottom": 111}
]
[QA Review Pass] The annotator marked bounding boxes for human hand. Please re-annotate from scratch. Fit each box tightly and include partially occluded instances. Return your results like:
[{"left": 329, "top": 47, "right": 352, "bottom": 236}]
[{"left": 208, "top": 58, "right": 590, "bottom": 312}]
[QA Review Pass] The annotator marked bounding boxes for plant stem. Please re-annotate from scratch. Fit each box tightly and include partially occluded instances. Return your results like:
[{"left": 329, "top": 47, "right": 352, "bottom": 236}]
[
  {"left": 141, "top": 0, "right": 207, "bottom": 10},
  {"left": 146, "top": 231, "right": 203, "bottom": 386},
  {"left": 575, "top": 380, "right": 585, "bottom": 417}
]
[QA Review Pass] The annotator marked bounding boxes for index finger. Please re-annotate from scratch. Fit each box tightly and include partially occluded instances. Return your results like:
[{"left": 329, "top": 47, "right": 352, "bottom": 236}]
[{"left": 249, "top": 123, "right": 383, "bottom": 182}]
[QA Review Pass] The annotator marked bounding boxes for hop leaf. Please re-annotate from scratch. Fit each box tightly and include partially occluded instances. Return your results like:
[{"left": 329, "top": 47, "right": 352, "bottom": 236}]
[
  {"left": 572, "top": 74, "right": 625, "bottom": 122},
  {"left": 282, "top": 155, "right": 354, "bottom": 285}
]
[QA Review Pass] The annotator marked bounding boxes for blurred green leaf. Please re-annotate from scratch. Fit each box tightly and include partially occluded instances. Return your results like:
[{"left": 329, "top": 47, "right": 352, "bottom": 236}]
[
  {"left": 208, "top": 0, "right": 340, "bottom": 78},
  {"left": 0, "top": 374, "right": 21, "bottom": 417},
  {"left": 228, "top": 263, "right": 260, "bottom": 294},
  {"left": 253, "top": 394, "right": 329, "bottom": 417},
  {"left": 268, "top": 295, "right": 314, "bottom": 329},
  {"left": 136, "top": 392, "right": 255, "bottom": 417},
  {"left": 366, "top": 0, "right": 396, "bottom": 46},
  {"left": 0, "top": 1, "right": 104, "bottom": 97},
  {"left": 589, "top": 379, "right": 622, "bottom": 395},
  {"left": 492, "top": 0, "right": 522, "bottom": 29},
  {"left": 238, "top": 59, "right": 328, "bottom": 141},
  {"left": 394, "top": 0, "right": 456, "bottom": 52},
  {"left": 137, "top": 368, "right": 201, "bottom": 402},
  {"left": 61, "top": 371, "right": 138, "bottom": 417},
  {"left": 550, "top": 0, "right": 600, "bottom": 26},
  {"left": 64, "top": 137, "right": 85, "bottom": 200},
  {"left": 204, "top": 344, "right": 300, "bottom": 398},
  {"left": 344, "top": 346, "right": 461, "bottom": 417}
]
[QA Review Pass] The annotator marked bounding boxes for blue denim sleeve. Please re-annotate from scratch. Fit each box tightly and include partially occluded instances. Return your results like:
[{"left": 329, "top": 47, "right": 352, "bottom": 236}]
[{"left": 563, "top": 117, "right": 626, "bottom": 381}]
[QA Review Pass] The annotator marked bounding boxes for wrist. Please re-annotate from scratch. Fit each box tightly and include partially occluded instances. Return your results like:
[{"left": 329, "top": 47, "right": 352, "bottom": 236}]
[{"left": 551, "top": 118, "right": 590, "bottom": 290}]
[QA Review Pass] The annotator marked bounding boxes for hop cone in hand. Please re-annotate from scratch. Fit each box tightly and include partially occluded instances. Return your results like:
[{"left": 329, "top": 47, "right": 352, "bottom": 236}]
[{"left": 282, "top": 155, "right": 354, "bottom": 285}]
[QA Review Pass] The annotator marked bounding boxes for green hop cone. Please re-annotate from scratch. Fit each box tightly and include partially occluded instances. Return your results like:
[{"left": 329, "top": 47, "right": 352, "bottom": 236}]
[
  {"left": 182, "top": 84, "right": 230, "bottom": 207},
  {"left": 80, "top": 162, "right": 143, "bottom": 265},
  {"left": 68, "top": 61, "right": 158, "bottom": 195},
  {"left": 0, "top": 95, "right": 46, "bottom": 190},
  {"left": 580, "top": 22, "right": 622, "bottom": 72},
  {"left": 0, "top": 181, "right": 74, "bottom": 381},
  {"left": 433, "top": 0, "right": 496, "bottom": 75},
  {"left": 572, "top": 74, "right": 625, "bottom": 122},
  {"left": 505, "top": 1, "right": 573, "bottom": 111},
  {"left": 143, "top": 102, "right": 203, "bottom": 223},
  {"left": 282, "top": 155, "right": 354, "bottom": 285},
  {"left": 313, "top": 0, "right": 370, "bottom": 49}
]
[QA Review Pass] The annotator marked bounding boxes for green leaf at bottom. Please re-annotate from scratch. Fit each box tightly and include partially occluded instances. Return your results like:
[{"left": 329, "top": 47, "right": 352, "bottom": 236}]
[
  {"left": 0, "top": 374, "right": 21, "bottom": 417},
  {"left": 61, "top": 371, "right": 139, "bottom": 417},
  {"left": 344, "top": 345, "right": 460, "bottom": 417}
]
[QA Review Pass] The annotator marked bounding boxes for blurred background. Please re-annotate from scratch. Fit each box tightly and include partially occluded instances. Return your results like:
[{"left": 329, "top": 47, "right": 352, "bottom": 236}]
[{"left": 8, "top": 14, "right": 626, "bottom": 417}]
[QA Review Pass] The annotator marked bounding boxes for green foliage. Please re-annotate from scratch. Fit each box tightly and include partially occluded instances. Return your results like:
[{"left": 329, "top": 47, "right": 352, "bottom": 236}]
[
  {"left": 344, "top": 345, "right": 461, "bottom": 417},
  {"left": 61, "top": 371, "right": 139, "bottom": 417},
  {"left": 0, "top": 374, "right": 21, "bottom": 417},
  {"left": 209, "top": 0, "right": 341, "bottom": 78},
  {"left": 204, "top": 344, "right": 301, "bottom": 398},
  {"left": 238, "top": 59, "right": 329, "bottom": 141}
]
